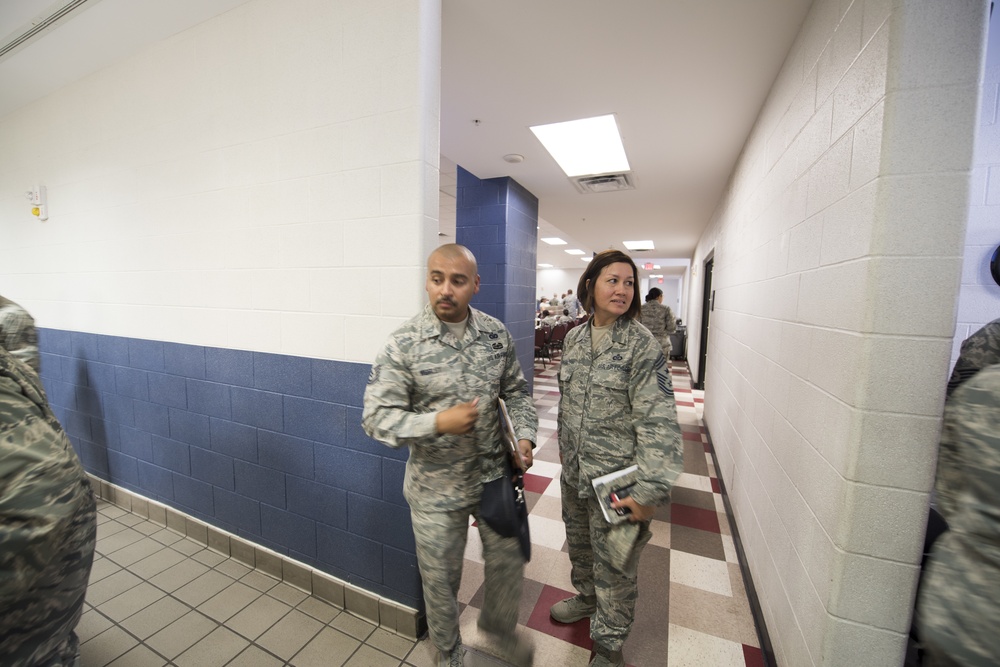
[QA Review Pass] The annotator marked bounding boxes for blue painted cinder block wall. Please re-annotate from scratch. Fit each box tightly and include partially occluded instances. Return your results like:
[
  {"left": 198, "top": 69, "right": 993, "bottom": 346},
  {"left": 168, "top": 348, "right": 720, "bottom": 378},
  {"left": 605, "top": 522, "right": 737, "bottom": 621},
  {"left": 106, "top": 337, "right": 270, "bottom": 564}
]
[
  {"left": 456, "top": 166, "right": 538, "bottom": 391},
  {"left": 37, "top": 328, "right": 422, "bottom": 609}
]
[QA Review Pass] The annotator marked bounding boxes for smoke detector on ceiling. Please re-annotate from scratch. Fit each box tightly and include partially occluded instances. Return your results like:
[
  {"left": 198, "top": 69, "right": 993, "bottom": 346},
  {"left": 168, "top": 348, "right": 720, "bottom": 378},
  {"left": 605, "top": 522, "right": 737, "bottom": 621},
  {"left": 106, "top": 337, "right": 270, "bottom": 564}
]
[{"left": 571, "top": 172, "right": 635, "bottom": 194}]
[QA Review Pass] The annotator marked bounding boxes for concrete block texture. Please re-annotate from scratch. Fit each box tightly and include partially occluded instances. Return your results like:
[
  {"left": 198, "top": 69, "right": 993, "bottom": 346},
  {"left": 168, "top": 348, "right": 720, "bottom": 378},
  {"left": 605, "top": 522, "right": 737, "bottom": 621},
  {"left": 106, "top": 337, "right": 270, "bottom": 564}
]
[{"left": 693, "top": 0, "right": 989, "bottom": 665}]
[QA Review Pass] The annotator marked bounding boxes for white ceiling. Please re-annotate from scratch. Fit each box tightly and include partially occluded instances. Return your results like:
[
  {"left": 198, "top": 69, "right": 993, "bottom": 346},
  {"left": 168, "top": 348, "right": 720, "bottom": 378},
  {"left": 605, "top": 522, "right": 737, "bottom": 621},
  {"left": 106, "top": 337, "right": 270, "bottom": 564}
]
[{"left": 0, "top": 0, "right": 813, "bottom": 275}]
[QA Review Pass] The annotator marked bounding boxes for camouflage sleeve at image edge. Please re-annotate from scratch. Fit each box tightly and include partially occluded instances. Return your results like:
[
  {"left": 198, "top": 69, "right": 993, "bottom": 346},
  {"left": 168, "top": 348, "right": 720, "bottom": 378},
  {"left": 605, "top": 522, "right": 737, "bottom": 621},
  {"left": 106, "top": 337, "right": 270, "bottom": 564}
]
[{"left": 0, "top": 301, "right": 40, "bottom": 374}]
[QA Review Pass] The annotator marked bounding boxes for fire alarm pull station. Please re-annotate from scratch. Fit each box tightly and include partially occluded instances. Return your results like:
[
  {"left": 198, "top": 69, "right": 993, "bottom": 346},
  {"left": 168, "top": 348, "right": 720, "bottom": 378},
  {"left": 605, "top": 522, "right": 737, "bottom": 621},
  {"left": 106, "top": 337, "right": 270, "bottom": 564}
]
[{"left": 26, "top": 185, "right": 48, "bottom": 221}]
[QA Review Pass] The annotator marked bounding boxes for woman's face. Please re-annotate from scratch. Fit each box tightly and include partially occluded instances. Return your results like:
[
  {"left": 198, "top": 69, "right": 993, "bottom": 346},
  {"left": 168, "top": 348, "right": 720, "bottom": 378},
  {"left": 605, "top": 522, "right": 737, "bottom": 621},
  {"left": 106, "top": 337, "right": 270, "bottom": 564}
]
[{"left": 589, "top": 261, "right": 634, "bottom": 326}]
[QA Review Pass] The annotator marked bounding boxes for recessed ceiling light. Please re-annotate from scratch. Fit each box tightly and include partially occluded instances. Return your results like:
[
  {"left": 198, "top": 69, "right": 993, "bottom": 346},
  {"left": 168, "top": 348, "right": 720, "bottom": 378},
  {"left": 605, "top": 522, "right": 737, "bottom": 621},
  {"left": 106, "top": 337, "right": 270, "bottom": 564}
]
[
  {"left": 623, "top": 240, "right": 654, "bottom": 251},
  {"left": 530, "top": 114, "right": 630, "bottom": 177},
  {"left": 653, "top": 265, "right": 661, "bottom": 269},
  {"left": 503, "top": 153, "right": 524, "bottom": 163},
  {"left": 538, "top": 263, "right": 553, "bottom": 268},
  {"left": 649, "top": 274, "right": 663, "bottom": 278},
  {"left": 541, "top": 237, "right": 567, "bottom": 245},
  {"left": 580, "top": 257, "right": 591, "bottom": 262},
  {"left": 565, "top": 249, "right": 586, "bottom": 255}
]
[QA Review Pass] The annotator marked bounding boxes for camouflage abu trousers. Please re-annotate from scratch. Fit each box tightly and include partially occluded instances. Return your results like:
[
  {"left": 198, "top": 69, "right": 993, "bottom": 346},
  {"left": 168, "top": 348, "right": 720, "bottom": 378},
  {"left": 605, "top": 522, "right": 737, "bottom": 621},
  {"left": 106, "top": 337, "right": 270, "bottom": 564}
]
[
  {"left": 410, "top": 503, "right": 524, "bottom": 653},
  {"left": 561, "top": 475, "right": 652, "bottom": 652},
  {"left": 0, "top": 487, "right": 96, "bottom": 667},
  {"left": 653, "top": 334, "right": 672, "bottom": 358}
]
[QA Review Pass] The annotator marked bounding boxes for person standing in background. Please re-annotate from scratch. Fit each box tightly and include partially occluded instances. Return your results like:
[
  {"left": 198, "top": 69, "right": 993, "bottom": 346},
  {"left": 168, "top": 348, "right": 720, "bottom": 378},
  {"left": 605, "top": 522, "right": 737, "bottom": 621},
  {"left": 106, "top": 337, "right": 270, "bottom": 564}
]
[
  {"left": 563, "top": 289, "right": 581, "bottom": 319},
  {"left": 550, "top": 250, "right": 684, "bottom": 667},
  {"left": 0, "top": 295, "right": 40, "bottom": 374},
  {"left": 0, "top": 346, "right": 97, "bottom": 667},
  {"left": 639, "top": 287, "right": 676, "bottom": 360},
  {"left": 363, "top": 244, "right": 537, "bottom": 667}
]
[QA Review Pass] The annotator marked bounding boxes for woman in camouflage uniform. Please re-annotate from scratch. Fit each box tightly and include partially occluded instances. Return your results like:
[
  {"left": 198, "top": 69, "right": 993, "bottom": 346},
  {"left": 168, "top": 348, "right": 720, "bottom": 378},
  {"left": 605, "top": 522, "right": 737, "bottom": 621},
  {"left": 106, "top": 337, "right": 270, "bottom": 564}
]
[
  {"left": 550, "top": 250, "right": 684, "bottom": 667},
  {"left": 639, "top": 287, "right": 676, "bottom": 359}
]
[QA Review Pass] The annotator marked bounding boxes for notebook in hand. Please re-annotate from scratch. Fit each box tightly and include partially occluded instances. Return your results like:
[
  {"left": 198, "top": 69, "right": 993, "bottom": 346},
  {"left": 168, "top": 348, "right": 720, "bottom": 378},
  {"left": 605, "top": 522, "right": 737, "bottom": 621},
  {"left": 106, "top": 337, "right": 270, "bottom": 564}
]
[
  {"left": 591, "top": 464, "right": 639, "bottom": 524},
  {"left": 498, "top": 398, "right": 528, "bottom": 471}
]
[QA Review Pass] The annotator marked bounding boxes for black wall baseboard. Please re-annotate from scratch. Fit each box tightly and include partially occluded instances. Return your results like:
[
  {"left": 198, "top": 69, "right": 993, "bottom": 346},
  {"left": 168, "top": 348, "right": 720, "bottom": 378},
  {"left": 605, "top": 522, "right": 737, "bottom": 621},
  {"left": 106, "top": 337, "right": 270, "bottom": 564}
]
[{"left": 703, "top": 423, "right": 776, "bottom": 667}]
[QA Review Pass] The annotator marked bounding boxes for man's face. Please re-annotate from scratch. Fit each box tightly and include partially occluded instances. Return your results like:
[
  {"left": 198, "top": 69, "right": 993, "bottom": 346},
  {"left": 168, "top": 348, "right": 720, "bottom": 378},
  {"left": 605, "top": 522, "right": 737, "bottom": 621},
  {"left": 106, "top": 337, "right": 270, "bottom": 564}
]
[{"left": 426, "top": 251, "right": 480, "bottom": 323}]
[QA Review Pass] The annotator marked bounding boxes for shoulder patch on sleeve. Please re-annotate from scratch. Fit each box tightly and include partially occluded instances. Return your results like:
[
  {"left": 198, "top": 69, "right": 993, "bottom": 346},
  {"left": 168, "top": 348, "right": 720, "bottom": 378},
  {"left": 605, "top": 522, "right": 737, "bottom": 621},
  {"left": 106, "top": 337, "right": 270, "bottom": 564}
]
[
  {"left": 653, "top": 352, "right": 667, "bottom": 371},
  {"left": 368, "top": 365, "right": 381, "bottom": 385},
  {"left": 655, "top": 353, "right": 673, "bottom": 397}
]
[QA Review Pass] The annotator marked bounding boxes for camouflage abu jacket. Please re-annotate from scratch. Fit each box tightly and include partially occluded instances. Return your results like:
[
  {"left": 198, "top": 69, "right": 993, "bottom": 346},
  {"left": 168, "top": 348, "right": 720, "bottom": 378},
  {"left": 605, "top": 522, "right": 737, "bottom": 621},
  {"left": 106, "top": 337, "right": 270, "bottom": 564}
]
[
  {"left": 916, "top": 363, "right": 1000, "bottom": 665},
  {"left": 558, "top": 317, "right": 683, "bottom": 506},
  {"left": 362, "top": 305, "right": 538, "bottom": 511},
  {"left": 639, "top": 301, "right": 676, "bottom": 339},
  {"left": 0, "top": 348, "right": 94, "bottom": 606}
]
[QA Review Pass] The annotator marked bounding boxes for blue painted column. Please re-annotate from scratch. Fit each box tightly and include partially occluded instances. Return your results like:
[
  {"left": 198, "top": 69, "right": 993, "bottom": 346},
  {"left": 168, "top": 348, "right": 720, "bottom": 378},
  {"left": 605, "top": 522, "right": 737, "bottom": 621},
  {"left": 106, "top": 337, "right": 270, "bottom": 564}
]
[{"left": 455, "top": 166, "right": 538, "bottom": 393}]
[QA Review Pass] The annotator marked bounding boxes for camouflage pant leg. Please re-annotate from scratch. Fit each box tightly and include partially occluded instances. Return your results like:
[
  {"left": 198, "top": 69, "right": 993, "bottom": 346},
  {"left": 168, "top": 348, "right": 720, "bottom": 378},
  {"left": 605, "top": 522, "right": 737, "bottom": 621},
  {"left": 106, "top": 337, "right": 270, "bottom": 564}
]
[
  {"left": 915, "top": 540, "right": 1000, "bottom": 667},
  {"left": 0, "top": 487, "right": 96, "bottom": 667},
  {"left": 591, "top": 510, "right": 652, "bottom": 652},
  {"left": 410, "top": 506, "right": 471, "bottom": 653},
  {"left": 562, "top": 478, "right": 652, "bottom": 651},
  {"left": 561, "top": 475, "right": 596, "bottom": 602},
  {"left": 655, "top": 335, "right": 672, "bottom": 358},
  {"left": 472, "top": 505, "right": 524, "bottom": 637}
]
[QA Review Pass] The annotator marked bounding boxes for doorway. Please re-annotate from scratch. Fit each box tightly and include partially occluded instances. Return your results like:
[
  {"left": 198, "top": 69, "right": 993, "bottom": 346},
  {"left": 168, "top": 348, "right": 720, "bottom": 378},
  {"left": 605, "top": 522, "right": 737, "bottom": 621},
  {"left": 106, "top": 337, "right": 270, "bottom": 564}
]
[{"left": 695, "top": 256, "right": 714, "bottom": 390}]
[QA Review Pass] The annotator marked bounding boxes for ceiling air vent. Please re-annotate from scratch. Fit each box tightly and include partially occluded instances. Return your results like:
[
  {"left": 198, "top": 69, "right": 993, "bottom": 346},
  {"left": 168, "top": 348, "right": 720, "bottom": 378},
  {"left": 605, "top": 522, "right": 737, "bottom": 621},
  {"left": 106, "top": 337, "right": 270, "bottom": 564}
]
[
  {"left": 571, "top": 172, "right": 635, "bottom": 194},
  {"left": 0, "top": 0, "right": 99, "bottom": 64}
]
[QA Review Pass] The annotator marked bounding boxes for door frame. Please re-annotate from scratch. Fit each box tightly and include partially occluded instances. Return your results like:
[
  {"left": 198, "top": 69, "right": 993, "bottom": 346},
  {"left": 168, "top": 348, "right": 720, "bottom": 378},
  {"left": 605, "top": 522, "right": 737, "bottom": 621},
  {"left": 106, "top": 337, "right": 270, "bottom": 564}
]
[{"left": 695, "top": 254, "right": 714, "bottom": 391}]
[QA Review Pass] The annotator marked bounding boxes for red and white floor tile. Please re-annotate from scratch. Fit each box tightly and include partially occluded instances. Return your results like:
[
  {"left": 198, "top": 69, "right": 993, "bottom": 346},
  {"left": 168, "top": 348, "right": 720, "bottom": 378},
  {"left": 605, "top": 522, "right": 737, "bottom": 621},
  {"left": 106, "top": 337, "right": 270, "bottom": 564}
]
[{"left": 453, "top": 356, "right": 765, "bottom": 666}]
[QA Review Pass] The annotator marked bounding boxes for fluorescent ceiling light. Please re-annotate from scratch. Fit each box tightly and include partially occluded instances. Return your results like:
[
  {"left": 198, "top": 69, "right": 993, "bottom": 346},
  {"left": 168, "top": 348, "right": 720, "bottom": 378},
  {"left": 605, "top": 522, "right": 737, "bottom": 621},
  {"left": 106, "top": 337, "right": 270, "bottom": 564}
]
[
  {"left": 530, "top": 114, "right": 630, "bottom": 177},
  {"left": 623, "top": 240, "right": 654, "bottom": 251},
  {"left": 581, "top": 257, "right": 592, "bottom": 262},
  {"left": 541, "top": 237, "right": 567, "bottom": 245},
  {"left": 649, "top": 274, "right": 663, "bottom": 278},
  {"left": 538, "top": 263, "right": 553, "bottom": 268},
  {"left": 565, "top": 249, "right": 586, "bottom": 255}
]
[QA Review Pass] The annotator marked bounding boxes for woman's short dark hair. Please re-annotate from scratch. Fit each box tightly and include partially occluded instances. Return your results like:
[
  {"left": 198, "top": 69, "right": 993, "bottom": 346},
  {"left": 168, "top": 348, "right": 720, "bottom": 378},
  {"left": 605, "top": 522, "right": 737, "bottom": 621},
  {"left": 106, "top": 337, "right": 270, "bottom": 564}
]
[
  {"left": 577, "top": 250, "right": 642, "bottom": 321},
  {"left": 645, "top": 287, "right": 663, "bottom": 302}
]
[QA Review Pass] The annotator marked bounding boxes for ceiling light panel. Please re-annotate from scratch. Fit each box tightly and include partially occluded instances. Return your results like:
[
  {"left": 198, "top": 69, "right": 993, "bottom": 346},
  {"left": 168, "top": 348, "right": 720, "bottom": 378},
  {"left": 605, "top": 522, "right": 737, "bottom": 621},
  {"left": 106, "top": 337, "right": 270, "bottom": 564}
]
[
  {"left": 541, "top": 237, "right": 567, "bottom": 245},
  {"left": 530, "top": 114, "right": 630, "bottom": 177},
  {"left": 623, "top": 240, "right": 654, "bottom": 250},
  {"left": 565, "top": 249, "right": 586, "bottom": 255}
]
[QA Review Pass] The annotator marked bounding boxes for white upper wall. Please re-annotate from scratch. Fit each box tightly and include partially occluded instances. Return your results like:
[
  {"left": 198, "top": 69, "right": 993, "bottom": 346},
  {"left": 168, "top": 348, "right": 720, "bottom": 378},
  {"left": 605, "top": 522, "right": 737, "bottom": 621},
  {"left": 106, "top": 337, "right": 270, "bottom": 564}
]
[
  {"left": 0, "top": 0, "right": 442, "bottom": 364},
  {"left": 688, "top": 0, "right": 987, "bottom": 665},
  {"left": 537, "top": 267, "right": 583, "bottom": 302},
  {"left": 957, "top": 1, "right": 1000, "bottom": 359}
]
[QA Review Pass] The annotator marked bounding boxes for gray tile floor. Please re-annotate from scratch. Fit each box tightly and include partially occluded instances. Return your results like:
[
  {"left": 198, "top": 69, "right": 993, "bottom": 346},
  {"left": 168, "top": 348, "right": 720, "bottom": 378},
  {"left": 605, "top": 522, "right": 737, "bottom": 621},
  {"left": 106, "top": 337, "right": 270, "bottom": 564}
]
[{"left": 79, "top": 499, "right": 505, "bottom": 666}]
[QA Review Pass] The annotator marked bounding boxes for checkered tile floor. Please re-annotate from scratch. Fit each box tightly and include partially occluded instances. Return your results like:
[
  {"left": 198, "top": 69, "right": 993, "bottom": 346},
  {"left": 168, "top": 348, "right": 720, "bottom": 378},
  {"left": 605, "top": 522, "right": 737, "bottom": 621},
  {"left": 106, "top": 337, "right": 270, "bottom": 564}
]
[
  {"left": 456, "top": 356, "right": 766, "bottom": 666},
  {"left": 77, "top": 356, "right": 764, "bottom": 666}
]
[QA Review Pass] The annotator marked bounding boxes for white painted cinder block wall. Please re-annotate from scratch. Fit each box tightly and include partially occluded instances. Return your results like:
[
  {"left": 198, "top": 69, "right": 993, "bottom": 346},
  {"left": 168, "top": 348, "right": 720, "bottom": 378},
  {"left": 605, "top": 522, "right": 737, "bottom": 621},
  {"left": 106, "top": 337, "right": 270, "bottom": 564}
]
[
  {"left": 687, "top": 0, "right": 988, "bottom": 665},
  {"left": 0, "top": 0, "right": 441, "bottom": 364},
  {"left": 537, "top": 267, "right": 584, "bottom": 302},
  {"left": 956, "top": 3, "right": 1000, "bottom": 361}
]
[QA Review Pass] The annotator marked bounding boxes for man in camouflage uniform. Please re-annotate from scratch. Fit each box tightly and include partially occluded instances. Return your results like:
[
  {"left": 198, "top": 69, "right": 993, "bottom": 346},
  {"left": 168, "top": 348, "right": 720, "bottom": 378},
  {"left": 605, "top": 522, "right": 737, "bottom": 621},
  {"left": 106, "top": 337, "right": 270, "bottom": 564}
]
[
  {"left": 915, "top": 318, "right": 1000, "bottom": 666},
  {"left": 0, "top": 347, "right": 97, "bottom": 667},
  {"left": 563, "top": 289, "right": 581, "bottom": 319},
  {"left": 552, "top": 250, "right": 684, "bottom": 667},
  {"left": 0, "top": 295, "right": 40, "bottom": 374},
  {"left": 362, "top": 244, "right": 538, "bottom": 667}
]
